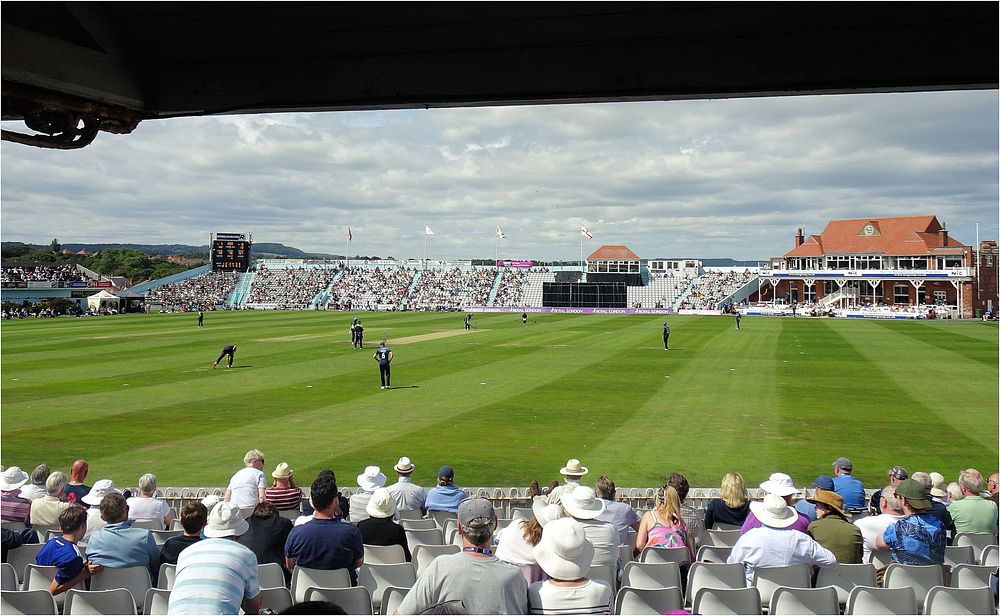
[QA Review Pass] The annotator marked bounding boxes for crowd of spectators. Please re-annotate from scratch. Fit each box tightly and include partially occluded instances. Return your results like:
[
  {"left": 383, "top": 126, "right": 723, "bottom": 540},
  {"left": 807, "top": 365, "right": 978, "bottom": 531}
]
[
  {"left": 681, "top": 269, "right": 756, "bottom": 310},
  {"left": 3, "top": 454, "right": 995, "bottom": 615},
  {"left": 1, "top": 265, "right": 90, "bottom": 284},
  {"left": 327, "top": 266, "right": 416, "bottom": 311},
  {"left": 245, "top": 264, "right": 342, "bottom": 309},
  {"left": 404, "top": 267, "right": 497, "bottom": 311},
  {"left": 493, "top": 269, "right": 530, "bottom": 307},
  {"left": 145, "top": 271, "right": 239, "bottom": 311}
]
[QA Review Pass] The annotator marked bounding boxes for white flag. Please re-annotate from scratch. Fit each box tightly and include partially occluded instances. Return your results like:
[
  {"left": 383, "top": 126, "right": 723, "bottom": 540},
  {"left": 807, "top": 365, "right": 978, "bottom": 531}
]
[
  {"left": 425, "top": 225, "right": 435, "bottom": 236},
  {"left": 496, "top": 226, "right": 506, "bottom": 239},
  {"left": 581, "top": 225, "right": 593, "bottom": 239}
]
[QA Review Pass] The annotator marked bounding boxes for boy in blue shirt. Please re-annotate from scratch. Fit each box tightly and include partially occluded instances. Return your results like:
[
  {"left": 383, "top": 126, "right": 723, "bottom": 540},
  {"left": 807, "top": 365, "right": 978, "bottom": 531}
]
[{"left": 36, "top": 505, "right": 104, "bottom": 595}]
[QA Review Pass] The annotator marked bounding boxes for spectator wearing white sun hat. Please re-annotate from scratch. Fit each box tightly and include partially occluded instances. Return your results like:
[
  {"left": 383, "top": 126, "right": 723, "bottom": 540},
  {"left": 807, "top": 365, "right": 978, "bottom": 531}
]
[{"left": 547, "top": 458, "right": 589, "bottom": 506}]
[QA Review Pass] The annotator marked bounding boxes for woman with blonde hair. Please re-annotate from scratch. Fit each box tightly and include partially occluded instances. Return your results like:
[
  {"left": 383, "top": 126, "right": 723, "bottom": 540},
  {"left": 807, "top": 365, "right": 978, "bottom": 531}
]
[
  {"left": 634, "top": 485, "right": 693, "bottom": 561},
  {"left": 703, "top": 472, "right": 751, "bottom": 530}
]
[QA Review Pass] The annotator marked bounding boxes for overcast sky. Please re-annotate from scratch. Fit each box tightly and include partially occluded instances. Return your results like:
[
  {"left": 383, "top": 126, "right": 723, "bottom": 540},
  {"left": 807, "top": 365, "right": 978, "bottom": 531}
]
[{"left": 2, "top": 90, "right": 997, "bottom": 262}]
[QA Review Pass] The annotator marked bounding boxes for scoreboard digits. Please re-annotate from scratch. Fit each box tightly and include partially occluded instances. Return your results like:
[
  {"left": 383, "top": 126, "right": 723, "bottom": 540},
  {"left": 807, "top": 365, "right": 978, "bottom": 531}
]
[{"left": 212, "top": 233, "right": 251, "bottom": 272}]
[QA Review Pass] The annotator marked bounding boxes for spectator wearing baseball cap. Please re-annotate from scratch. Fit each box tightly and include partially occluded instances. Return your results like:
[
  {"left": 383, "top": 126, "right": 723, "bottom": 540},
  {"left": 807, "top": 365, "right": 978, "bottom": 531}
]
[
  {"left": 831, "top": 457, "right": 866, "bottom": 512},
  {"left": 796, "top": 475, "right": 835, "bottom": 522},
  {"left": 806, "top": 490, "right": 862, "bottom": 563},
  {"left": 424, "top": 465, "right": 468, "bottom": 515},
  {"left": 386, "top": 456, "right": 426, "bottom": 516},
  {"left": 868, "top": 466, "right": 908, "bottom": 515},
  {"left": 875, "top": 478, "right": 946, "bottom": 565},
  {"left": 397, "top": 498, "right": 528, "bottom": 615},
  {"left": 741, "top": 473, "right": 811, "bottom": 535}
]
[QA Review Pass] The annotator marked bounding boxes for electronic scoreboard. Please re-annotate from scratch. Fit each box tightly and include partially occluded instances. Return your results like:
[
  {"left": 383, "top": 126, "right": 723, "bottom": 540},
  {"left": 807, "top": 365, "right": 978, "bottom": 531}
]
[{"left": 211, "top": 233, "right": 251, "bottom": 272}]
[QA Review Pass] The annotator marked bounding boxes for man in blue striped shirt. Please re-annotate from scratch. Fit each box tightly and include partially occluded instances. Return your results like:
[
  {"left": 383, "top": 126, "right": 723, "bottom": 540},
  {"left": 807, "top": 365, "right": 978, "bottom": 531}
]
[{"left": 168, "top": 502, "right": 261, "bottom": 615}]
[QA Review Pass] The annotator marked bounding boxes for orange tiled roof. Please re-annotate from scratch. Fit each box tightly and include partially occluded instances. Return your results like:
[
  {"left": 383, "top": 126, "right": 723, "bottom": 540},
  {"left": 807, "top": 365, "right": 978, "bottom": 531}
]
[
  {"left": 588, "top": 245, "right": 640, "bottom": 260},
  {"left": 784, "top": 216, "right": 966, "bottom": 257}
]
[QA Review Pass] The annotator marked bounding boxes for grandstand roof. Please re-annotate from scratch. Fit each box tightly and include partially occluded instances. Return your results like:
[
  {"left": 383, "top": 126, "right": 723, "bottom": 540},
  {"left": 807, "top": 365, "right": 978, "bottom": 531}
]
[
  {"left": 588, "top": 245, "right": 641, "bottom": 261},
  {"left": 784, "top": 215, "right": 967, "bottom": 257}
]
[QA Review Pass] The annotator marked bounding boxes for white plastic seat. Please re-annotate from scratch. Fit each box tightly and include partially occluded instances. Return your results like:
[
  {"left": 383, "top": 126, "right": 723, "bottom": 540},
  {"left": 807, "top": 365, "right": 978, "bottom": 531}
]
[
  {"left": 700, "top": 528, "right": 741, "bottom": 547},
  {"left": 7, "top": 542, "right": 44, "bottom": 585},
  {"left": 685, "top": 561, "right": 746, "bottom": 607},
  {"left": 638, "top": 546, "right": 690, "bottom": 565},
  {"left": 130, "top": 518, "right": 163, "bottom": 530},
  {"left": 289, "top": 566, "right": 351, "bottom": 604},
  {"left": 257, "top": 562, "right": 287, "bottom": 589},
  {"left": 613, "top": 586, "right": 683, "bottom": 615},
  {"left": 304, "top": 585, "right": 374, "bottom": 614},
  {"left": 64, "top": 588, "right": 138, "bottom": 615},
  {"left": 845, "top": 586, "right": 916, "bottom": 615},
  {"left": 589, "top": 561, "right": 618, "bottom": 593},
  {"left": 751, "top": 564, "right": 812, "bottom": 610},
  {"left": 142, "top": 588, "right": 171, "bottom": 616},
  {"left": 923, "top": 584, "right": 996, "bottom": 615},
  {"left": 954, "top": 533, "right": 999, "bottom": 560},
  {"left": 1, "top": 561, "right": 19, "bottom": 591},
  {"left": 278, "top": 508, "right": 300, "bottom": 521},
  {"left": 426, "top": 510, "right": 455, "bottom": 531},
  {"left": 769, "top": 585, "right": 840, "bottom": 615},
  {"left": 619, "top": 561, "right": 681, "bottom": 590},
  {"left": 510, "top": 507, "right": 533, "bottom": 521},
  {"left": 381, "top": 586, "right": 410, "bottom": 616},
  {"left": 411, "top": 543, "right": 460, "bottom": 576},
  {"left": 868, "top": 549, "right": 893, "bottom": 569},
  {"left": 156, "top": 562, "right": 176, "bottom": 589},
  {"left": 363, "top": 543, "right": 407, "bottom": 565},
  {"left": 399, "top": 518, "right": 437, "bottom": 530},
  {"left": 814, "top": 562, "right": 877, "bottom": 608},
  {"left": 22, "top": 564, "right": 63, "bottom": 609},
  {"left": 1, "top": 589, "right": 59, "bottom": 615},
  {"left": 89, "top": 565, "right": 151, "bottom": 612},
  {"left": 944, "top": 545, "right": 978, "bottom": 567},
  {"left": 148, "top": 530, "right": 182, "bottom": 546},
  {"left": 404, "top": 528, "right": 443, "bottom": 547},
  {"left": 255, "top": 587, "right": 293, "bottom": 613},
  {"left": 980, "top": 544, "right": 999, "bottom": 567},
  {"left": 882, "top": 563, "right": 944, "bottom": 613},
  {"left": 619, "top": 544, "right": 633, "bottom": 567},
  {"left": 442, "top": 518, "right": 459, "bottom": 543},
  {"left": 696, "top": 544, "right": 733, "bottom": 563},
  {"left": 396, "top": 509, "right": 424, "bottom": 521},
  {"left": 950, "top": 563, "right": 997, "bottom": 589},
  {"left": 357, "top": 562, "right": 416, "bottom": 613},
  {"left": 691, "top": 586, "right": 762, "bottom": 615}
]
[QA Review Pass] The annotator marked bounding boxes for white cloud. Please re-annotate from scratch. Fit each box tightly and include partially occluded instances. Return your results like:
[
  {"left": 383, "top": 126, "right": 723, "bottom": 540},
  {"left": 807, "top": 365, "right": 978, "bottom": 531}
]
[{"left": 1, "top": 91, "right": 997, "bottom": 261}]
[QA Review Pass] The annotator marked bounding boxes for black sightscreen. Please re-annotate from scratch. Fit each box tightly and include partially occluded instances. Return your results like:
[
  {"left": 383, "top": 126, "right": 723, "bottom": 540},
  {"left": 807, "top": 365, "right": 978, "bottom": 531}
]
[{"left": 542, "top": 282, "right": 627, "bottom": 307}]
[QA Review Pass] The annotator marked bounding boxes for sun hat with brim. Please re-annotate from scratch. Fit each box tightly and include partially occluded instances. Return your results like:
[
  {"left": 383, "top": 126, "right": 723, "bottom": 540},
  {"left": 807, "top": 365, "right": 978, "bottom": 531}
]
[
  {"left": 559, "top": 459, "right": 589, "bottom": 477},
  {"left": 201, "top": 495, "right": 221, "bottom": 509},
  {"left": 894, "top": 479, "right": 931, "bottom": 509},
  {"left": 806, "top": 489, "right": 852, "bottom": 518},
  {"left": 357, "top": 466, "right": 386, "bottom": 492},
  {"left": 750, "top": 493, "right": 798, "bottom": 528},
  {"left": 204, "top": 501, "right": 250, "bottom": 538},
  {"left": 560, "top": 486, "right": 606, "bottom": 520},
  {"left": 272, "top": 462, "right": 293, "bottom": 479},
  {"left": 81, "top": 479, "right": 122, "bottom": 506},
  {"left": 759, "top": 473, "right": 799, "bottom": 497},
  {"left": 532, "top": 496, "right": 564, "bottom": 527},
  {"left": 928, "top": 472, "right": 948, "bottom": 498},
  {"left": 0, "top": 466, "right": 29, "bottom": 491},
  {"left": 394, "top": 457, "right": 414, "bottom": 474},
  {"left": 366, "top": 487, "right": 397, "bottom": 519},
  {"left": 534, "top": 517, "right": 595, "bottom": 580}
]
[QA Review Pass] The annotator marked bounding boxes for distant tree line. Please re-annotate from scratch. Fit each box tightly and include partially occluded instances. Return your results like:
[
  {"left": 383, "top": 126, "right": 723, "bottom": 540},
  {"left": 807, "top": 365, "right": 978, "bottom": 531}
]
[{"left": 1, "top": 241, "right": 201, "bottom": 285}]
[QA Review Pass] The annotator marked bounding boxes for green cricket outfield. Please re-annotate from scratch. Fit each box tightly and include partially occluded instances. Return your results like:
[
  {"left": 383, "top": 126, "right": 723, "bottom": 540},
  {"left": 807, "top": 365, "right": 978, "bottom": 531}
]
[{"left": 1, "top": 311, "right": 996, "bottom": 491}]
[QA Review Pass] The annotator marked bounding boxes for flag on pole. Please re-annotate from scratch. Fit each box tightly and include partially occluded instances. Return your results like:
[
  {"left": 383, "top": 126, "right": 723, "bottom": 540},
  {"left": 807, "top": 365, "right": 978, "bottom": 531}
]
[
  {"left": 348, "top": 227, "right": 352, "bottom": 242},
  {"left": 496, "top": 226, "right": 506, "bottom": 239},
  {"left": 425, "top": 225, "right": 436, "bottom": 236},
  {"left": 581, "top": 225, "right": 593, "bottom": 239}
]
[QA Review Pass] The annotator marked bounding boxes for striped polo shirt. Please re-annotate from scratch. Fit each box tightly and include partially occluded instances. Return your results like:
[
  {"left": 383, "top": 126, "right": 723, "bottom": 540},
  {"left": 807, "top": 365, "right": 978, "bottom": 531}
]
[{"left": 168, "top": 538, "right": 260, "bottom": 615}]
